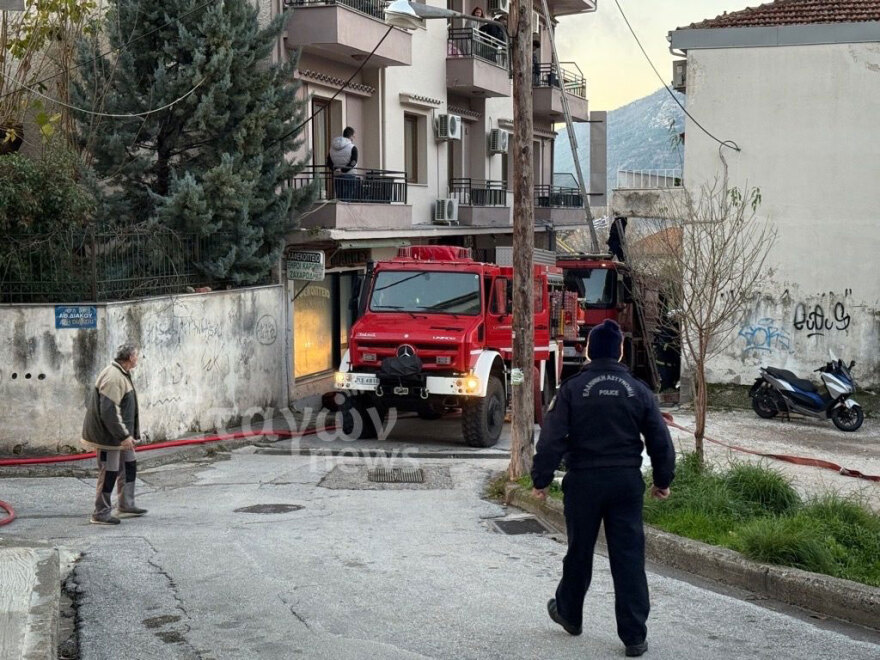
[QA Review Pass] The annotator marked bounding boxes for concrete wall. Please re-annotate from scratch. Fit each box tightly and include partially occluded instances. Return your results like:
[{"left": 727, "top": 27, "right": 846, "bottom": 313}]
[
  {"left": 0, "top": 286, "right": 286, "bottom": 454},
  {"left": 683, "top": 42, "right": 880, "bottom": 386}
]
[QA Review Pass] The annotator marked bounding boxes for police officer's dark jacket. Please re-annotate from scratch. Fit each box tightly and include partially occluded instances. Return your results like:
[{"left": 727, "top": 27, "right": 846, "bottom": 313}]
[{"left": 531, "top": 358, "right": 675, "bottom": 490}]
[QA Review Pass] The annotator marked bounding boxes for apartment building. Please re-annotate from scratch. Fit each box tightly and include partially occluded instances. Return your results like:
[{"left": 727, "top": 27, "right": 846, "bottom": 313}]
[{"left": 276, "top": 0, "right": 599, "bottom": 395}]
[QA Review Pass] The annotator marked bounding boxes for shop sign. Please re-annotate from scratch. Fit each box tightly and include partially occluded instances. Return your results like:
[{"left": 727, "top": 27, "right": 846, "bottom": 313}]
[{"left": 287, "top": 251, "right": 325, "bottom": 281}]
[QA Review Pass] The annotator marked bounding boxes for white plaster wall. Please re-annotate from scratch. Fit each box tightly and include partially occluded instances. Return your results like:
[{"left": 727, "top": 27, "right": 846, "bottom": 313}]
[
  {"left": 683, "top": 43, "right": 880, "bottom": 386},
  {"left": 0, "top": 287, "right": 286, "bottom": 454}
]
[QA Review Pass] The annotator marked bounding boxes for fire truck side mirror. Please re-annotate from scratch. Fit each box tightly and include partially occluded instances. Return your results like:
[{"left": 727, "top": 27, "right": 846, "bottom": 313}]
[
  {"left": 619, "top": 273, "right": 634, "bottom": 305},
  {"left": 492, "top": 278, "right": 509, "bottom": 315}
]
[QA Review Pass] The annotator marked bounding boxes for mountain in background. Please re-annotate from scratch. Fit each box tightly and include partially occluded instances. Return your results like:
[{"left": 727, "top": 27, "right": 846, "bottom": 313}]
[{"left": 554, "top": 87, "right": 685, "bottom": 197}]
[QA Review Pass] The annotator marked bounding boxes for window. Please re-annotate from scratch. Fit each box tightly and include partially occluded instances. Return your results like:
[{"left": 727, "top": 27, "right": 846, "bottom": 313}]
[
  {"left": 564, "top": 268, "right": 615, "bottom": 309},
  {"left": 312, "top": 99, "right": 331, "bottom": 169},
  {"left": 370, "top": 270, "right": 482, "bottom": 316},
  {"left": 404, "top": 114, "right": 419, "bottom": 183},
  {"left": 501, "top": 150, "right": 509, "bottom": 186}
]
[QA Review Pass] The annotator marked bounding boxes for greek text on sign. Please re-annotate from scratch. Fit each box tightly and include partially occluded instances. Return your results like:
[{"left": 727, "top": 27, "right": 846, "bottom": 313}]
[
  {"left": 287, "top": 251, "right": 325, "bottom": 281},
  {"left": 55, "top": 306, "right": 98, "bottom": 329}
]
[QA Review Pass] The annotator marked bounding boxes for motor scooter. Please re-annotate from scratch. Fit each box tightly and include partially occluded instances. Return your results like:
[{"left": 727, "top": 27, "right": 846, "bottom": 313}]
[{"left": 748, "top": 352, "right": 863, "bottom": 431}]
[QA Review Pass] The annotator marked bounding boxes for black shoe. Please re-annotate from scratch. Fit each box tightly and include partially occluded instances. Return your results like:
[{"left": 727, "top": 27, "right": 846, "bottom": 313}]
[
  {"left": 625, "top": 641, "right": 648, "bottom": 657},
  {"left": 546, "top": 599, "right": 582, "bottom": 636}
]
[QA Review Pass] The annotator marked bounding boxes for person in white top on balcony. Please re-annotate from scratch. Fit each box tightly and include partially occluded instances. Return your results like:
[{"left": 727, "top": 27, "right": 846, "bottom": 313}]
[{"left": 326, "top": 126, "right": 359, "bottom": 201}]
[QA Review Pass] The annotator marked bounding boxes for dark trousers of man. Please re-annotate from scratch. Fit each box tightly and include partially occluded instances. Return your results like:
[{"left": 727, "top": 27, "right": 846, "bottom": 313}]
[{"left": 555, "top": 467, "right": 649, "bottom": 646}]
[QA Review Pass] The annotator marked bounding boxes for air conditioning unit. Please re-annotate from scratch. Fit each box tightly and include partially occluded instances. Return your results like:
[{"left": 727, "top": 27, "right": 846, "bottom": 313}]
[
  {"left": 488, "top": 128, "right": 509, "bottom": 154},
  {"left": 489, "top": 0, "right": 509, "bottom": 17},
  {"left": 434, "top": 114, "right": 462, "bottom": 141},
  {"left": 434, "top": 198, "right": 459, "bottom": 224},
  {"left": 672, "top": 59, "right": 687, "bottom": 93},
  {"left": 533, "top": 11, "right": 541, "bottom": 36}
]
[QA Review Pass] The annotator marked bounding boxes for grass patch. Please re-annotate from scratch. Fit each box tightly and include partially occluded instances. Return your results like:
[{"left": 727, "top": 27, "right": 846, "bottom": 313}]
[{"left": 644, "top": 454, "right": 880, "bottom": 586}]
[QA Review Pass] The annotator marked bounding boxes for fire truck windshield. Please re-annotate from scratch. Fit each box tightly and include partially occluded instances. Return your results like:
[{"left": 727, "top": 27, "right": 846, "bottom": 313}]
[
  {"left": 565, "top": 268, "right": 615, "bottom": 308},
  {"left": 370, "top": 271, "right": 481, "bottom": 315}
]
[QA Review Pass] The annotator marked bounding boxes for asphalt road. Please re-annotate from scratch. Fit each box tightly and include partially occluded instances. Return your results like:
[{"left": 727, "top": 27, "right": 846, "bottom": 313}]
[{"left": 2, "top": 439, "right": 878, "bottom": 659}]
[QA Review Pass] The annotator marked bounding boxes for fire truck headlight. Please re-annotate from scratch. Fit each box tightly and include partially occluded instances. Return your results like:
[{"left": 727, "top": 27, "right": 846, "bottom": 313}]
[
  {"left": 465, "top": 375, "right": 480, "bottom": 393},
  {"left": 334, "top": 372, "right": 348, "bottom": 386}
]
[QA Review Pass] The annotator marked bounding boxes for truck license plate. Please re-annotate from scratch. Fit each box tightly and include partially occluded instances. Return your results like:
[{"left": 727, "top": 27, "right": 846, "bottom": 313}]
[{"left": 393, "top": 386, "right": 409, "bottom": 396}]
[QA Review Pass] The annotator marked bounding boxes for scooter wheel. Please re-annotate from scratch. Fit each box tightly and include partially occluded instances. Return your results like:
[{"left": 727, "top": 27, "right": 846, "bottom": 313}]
[
  {"left": 832, "top": 405, "right": 864, "bottom": 432},
  {"left": 752, "top": 391, "right": 779, "bottom": 419}
]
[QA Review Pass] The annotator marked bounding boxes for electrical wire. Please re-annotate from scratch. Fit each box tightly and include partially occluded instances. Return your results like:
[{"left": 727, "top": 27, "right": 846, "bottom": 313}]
[
  {"left": 12, "top": 78, "right": 206, "bottom": 118},
  {"left": 0, "top": 0, "right": 218, "bottom": 103},
  {"left": 613, "top": 0, "right": 740, "bottom": 153},
  {"left": 268, "top": 25, "right": 395, "bottom": 149}
]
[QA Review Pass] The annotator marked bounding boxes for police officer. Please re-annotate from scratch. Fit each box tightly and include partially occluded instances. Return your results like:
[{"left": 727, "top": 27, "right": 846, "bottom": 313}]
[{"left": 532, "top": 319, "right": 675, "bottom": 657}]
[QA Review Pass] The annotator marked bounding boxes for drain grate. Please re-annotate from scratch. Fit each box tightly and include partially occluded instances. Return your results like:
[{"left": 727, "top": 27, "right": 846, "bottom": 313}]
[
  {"left": 492, "top": 517, "right": 550, "bottom": 535},
  {"left": 234, "top": 504, "right": 304, "bottom": 514},
  {"left": 367, "top": 467, "right": 425, "bottom": 484}
]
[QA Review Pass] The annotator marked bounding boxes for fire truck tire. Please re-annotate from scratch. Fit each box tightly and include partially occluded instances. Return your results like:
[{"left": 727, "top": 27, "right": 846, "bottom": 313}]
[
  {"left": 462, "top": 375, "right": 505, "bottom": 447},
  {"left": 341, "top": 395, "right": 387, "bottom": 440}
]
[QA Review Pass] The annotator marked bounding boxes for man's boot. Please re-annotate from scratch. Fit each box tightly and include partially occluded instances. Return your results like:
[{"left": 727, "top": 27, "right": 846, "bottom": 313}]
[
  {"left": 90, "top": 491, "right": 120, "bottom": 525},
  {"left": 117, "top": 465, "right": 147, "bottom": 517}
]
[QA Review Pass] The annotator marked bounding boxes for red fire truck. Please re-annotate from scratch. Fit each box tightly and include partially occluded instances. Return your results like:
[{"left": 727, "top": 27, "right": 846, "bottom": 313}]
[
  {"left": 334, "top": 246, "right": 565, "bottom": 447},
  {"left": 556, "top": 253, "right": 659, "bottom": 388}
]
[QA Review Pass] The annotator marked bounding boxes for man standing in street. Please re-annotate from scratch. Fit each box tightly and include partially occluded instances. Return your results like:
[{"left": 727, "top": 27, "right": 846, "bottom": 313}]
[
  {"left": 532, "top": 319, "right": 675, "bottom": 657},
  {"left": 82, "top": 343, "right": 148, "bottom": 525}
]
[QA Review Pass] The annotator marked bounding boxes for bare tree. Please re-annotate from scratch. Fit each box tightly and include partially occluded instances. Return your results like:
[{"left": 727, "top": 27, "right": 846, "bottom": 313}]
[{"left": 629, "top": 168, "right": 776, "bottom": 464}]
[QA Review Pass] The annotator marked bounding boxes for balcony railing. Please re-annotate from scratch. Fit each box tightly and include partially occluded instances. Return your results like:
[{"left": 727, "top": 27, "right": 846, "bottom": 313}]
[
  {"left": 535, "top": 185, "right": 584, "bottom": 208},
  {"left": 447, "top": 28, "right": 509, "bottom": 70},
  {"left": 290, "top": 166, "right": 407, "bottom": 204},
  {"left": 288, "top": 0, "right": 384, "bottom": 20},
  {"left": 533, "top": 62, "right": 586, "bottom": 99},
  {"left": 450, "top": 178, "right": 508, "bottom": 206},
  {"left": 616, "top": 169, "right": 683, "bottom": 190}
]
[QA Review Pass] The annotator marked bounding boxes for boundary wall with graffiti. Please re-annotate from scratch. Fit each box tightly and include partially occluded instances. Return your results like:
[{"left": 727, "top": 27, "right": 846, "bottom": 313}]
[{"left": 0, "top": 286, "right": 286, "bottom": 455}]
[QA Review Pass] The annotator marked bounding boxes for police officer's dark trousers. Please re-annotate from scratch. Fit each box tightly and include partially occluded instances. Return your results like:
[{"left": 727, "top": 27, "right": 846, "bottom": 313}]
[{"left": 555, "top": 467, "right": 649, "bottom": 645}]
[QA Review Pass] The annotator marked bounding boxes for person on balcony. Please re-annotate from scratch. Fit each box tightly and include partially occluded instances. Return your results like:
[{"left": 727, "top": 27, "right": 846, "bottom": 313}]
[
  {"left": 472, "top": 7, "right": 505, "bottom": 64},
  {"left": 326, "top": 126, "right": 360, "bottom": 201}
]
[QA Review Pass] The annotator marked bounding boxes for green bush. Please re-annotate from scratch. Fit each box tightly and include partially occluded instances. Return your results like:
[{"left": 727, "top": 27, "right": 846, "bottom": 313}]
[
  {"left": 734, "top": 517, "right": 835, "bottom": 575},
  {"left": 724, "top": 462, "right": 801, "bottom": 515}
]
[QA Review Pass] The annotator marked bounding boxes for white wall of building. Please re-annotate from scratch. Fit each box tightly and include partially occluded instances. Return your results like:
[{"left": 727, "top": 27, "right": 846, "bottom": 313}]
[
  {"left": 683, "top": 42, "right": 880, "bottom": 386},
  {"left": 0, "top": 287, "right": 286, "bottom": 454}
]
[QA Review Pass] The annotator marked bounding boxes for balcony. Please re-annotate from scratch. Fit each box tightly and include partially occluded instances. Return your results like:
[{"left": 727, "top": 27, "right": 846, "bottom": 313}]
[
  {"left": 533, "top": 62, "right": 588, "bottom": 122},
  {"left": 289, "top": 166, "right": 412, "bottom": 230},
  {"left": 534, "top": 184, "right": 586, "bottom": 226},
  {"left": 450, "top": 179, "right": 510, "bottom": 227},
  {"left": 285, "top": 0, "right": 412, "bottom": 67},
  {"left": 611, "top": 169, "right": 685, "bottom": 219},
  {"left": 446, "top": 28, "right": 511, "bottom": 98},
  {"left": 546, "top": 0, "right": 597, "bottom": 18}
]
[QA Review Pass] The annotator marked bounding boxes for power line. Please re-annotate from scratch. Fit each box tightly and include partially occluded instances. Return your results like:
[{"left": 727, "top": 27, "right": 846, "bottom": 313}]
[
  {"left": 0, "top": 0, "right": 218, "bottom": 103},
  {"left": 13, "top": 78, "right": 206, "bottom": 118},
  {"left": 613, "top": 0, "right": 740, "bottom": 153}
]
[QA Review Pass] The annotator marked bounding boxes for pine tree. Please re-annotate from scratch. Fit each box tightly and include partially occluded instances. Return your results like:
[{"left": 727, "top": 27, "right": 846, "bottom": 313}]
[{"left": 74, "top": 0, "right": 314, "bottom": 284}]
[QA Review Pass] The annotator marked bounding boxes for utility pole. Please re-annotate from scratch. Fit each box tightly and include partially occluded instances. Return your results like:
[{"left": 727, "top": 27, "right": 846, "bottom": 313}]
[{"left": 508, "top": 0, "right": 534, "bottom": 481}]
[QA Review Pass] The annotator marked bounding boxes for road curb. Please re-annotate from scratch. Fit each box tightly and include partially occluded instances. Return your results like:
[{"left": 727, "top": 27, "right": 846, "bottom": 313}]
[
  {"left": 504, "top": 484, "right": 880, "bottom": 631},
  {"left": 0, "top": 547, "right": 60, "bottom": 660}
]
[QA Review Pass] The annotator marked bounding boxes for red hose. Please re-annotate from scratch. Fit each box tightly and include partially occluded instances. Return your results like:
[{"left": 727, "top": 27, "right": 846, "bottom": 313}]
[
  {"left": 0, "top": 500, "right": 15, "bottom": 527},
  {"left": 0, "top": 426, "right": 333, "bottom": 467},
  {"left": 661, "top": 413, "right": 880, "bottom": 483}
]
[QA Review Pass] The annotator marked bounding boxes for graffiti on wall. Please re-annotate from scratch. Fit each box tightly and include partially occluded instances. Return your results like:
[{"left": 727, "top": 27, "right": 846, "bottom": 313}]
[
  {"left": 738, "top": 318, "right": 792, "bottom": 355},
  {"left": 793, "top": 300, "right": 851, "bottom": 338}
]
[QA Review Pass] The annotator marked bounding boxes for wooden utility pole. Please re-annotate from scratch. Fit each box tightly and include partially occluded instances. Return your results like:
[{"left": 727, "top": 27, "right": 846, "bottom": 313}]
[{"left": 508, "top": 0, "right": 535, "bottom": 480}]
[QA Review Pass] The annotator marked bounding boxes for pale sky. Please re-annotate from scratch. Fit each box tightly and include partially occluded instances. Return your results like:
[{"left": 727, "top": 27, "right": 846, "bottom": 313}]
[{"left": 554, "top": 0, "right": 758, "bottom": 111}]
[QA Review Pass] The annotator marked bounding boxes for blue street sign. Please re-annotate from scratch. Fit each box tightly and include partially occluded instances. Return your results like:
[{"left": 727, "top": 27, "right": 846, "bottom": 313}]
[{"left": 55, "top": 306, "right": 98, "bottom": 329}]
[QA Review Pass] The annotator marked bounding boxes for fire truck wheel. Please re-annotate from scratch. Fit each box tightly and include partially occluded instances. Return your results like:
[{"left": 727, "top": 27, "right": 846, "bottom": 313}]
[
  {"left": 462, "top": 375, "right": 505, "bottom": 447},
  {"left": 417, "top": 402, "right": 445, "bottom": 420}
]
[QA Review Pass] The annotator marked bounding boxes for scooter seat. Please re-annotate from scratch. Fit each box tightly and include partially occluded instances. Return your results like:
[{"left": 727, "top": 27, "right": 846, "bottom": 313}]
[{"left": 765, "top": 367, "right": 818, "bottom": 393}]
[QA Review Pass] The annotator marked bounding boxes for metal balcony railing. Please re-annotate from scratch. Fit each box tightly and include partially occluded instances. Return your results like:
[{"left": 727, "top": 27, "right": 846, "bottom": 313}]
[
  {"left": 533, "top": 61, "right": 586, "bottom": 99},
  {"left": 286, "top": 0, "right": 385, "bottom": 20},
  {"left": 535, "top": 185, "right": 584, "bottom": 208},
  {"left": 447, "top": 28, "right": 509, "bottom": 70},
  {"left": 615, "top": 169, "right": 683, "bottom": 190},
  {"left": 290, "top": 166, "right": 408, "bottom": 204},
  {"left": 449, "top": 179, "right": 508, "bottom": 206}
]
